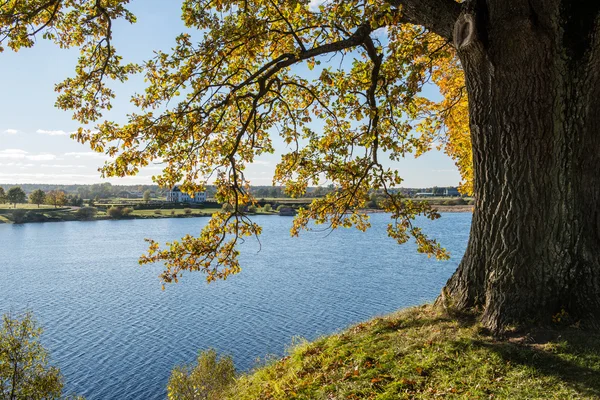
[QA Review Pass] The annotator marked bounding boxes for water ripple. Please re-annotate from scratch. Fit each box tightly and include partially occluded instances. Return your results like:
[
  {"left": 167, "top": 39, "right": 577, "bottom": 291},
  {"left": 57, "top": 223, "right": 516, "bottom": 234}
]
[{"left": 0, "top": 213, "right": 471, "bottom": 399}]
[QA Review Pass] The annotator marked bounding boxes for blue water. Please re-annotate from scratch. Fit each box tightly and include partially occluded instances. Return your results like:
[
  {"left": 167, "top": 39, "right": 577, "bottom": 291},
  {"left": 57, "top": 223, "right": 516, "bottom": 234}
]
[{"left": 0, "top": 213, "right": 471, "bottom": 399}]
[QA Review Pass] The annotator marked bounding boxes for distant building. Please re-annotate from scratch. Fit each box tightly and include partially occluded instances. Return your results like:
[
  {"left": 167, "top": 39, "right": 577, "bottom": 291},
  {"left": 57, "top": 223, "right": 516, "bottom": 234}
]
[
  {"left": 415, "top": 192, "right": 434, "bottom": 197},
  {"left": 118, "top": 190, "right": 144, "bottom": 199},
  {"left": 443, "top": 187, "right": 460, "bottom": 197},
  {"left": 166, "top": 186, "right": 206, "bottom": 203}
]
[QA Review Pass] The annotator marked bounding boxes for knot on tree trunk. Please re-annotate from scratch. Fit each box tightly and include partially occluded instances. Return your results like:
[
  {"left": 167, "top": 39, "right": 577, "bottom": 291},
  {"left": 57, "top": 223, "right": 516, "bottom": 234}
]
[{"left": 454, "top": 14, "right": 476, "bottom": 49}]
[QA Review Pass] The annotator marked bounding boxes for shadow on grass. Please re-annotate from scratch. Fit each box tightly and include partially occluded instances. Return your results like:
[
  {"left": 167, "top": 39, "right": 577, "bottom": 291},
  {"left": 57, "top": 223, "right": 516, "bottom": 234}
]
[
  {"left": 383, "top": 309, "right": 478, "bottom": 332},
  {"left": 468, "top": 332, "right": 600, "bottom": 398},
  {"left": 393, "top": 309, "right": 600, "bottom": 397}
]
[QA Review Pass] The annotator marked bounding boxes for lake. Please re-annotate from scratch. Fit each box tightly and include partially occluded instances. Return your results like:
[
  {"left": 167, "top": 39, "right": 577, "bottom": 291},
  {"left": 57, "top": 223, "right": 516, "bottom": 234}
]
[{"left": 0, "top": 212, "right": 471, "bottom": 399}]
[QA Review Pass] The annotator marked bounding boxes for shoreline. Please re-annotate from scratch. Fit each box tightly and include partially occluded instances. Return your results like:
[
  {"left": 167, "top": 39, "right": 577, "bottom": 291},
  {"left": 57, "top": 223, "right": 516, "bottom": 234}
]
[{"left": 0, "top": 205, "right": 473, "bottom": 225}]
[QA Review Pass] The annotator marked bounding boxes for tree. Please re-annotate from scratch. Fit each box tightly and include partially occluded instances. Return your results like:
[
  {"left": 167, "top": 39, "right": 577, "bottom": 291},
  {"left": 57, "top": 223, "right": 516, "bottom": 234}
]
[
  {"left": 66, "top": 195, "right": 84, "bottom": 207},
  {"left": 0, "top": 313, "right": 63, "bottom": 400},
  {"left": 6, "top": 187, "right": 26, "bottom": 209},
  {"left": 2, "top": 1, "right": 600, "bottom": 332},
  {"left": 75, "top": 206, "right": 98, "bottom": 220},
  {"left": 0, "top": 187, "right": 5, "bottom": 204},
  {"left": 107, "top": 206, "right": 133, "bottom": 219},
  {"left": 143, "top": 190, "right": 152, "bottom": 203},
  {"left": 45, "top": 191, "right": 66, "bottom": 209},
  {"left": 29, "top": 189, "right": 46, "bottom": 208},
  {"left": 167, "top": 349, "right": 236, "bottom": 400}
]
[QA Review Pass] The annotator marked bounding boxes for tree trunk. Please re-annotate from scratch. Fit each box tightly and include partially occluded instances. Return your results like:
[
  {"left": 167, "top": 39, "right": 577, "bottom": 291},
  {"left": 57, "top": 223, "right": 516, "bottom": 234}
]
[{"left": 444, "top": 1, "right": 600, "bottom": 332}]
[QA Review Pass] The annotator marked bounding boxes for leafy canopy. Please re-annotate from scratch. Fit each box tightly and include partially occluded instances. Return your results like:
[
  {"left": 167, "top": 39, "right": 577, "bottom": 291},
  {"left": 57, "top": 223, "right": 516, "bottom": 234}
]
[
  {"left": 1, "top": 0, "right": 470, "bottom": 284},
  {"left": 29, "top": 189, "right": 46, "bottom": 207},
  {"left": 45, "top": 190, "right": 67, "bottom": 208},
  {"left": 6, "top": 187, "right": 26, "bottom": 206}
]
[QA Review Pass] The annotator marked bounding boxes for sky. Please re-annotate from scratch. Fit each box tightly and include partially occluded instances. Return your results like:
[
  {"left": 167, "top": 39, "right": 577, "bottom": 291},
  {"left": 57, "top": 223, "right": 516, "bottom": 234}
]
[{"left": 0, "top": 0, "right": 461, "bottom": 187}]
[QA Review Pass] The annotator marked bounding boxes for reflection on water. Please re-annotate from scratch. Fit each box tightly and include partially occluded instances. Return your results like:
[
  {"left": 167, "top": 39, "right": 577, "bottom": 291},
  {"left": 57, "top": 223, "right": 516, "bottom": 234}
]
[{"left": 0, "top": 213, "right": 471, "bottom": 399}]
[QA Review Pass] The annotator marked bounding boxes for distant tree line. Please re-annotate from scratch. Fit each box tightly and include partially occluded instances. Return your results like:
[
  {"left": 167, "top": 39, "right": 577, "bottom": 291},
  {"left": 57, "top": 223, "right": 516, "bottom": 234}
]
[
  {"left": 1, "top": 184, "right": 464, "bottom": 206},
  {"left": 0, "top": 183, "right": 169, "bottom": 199},
  {"left": 0, "top": 186, "right": 85, "bottom": 208}
]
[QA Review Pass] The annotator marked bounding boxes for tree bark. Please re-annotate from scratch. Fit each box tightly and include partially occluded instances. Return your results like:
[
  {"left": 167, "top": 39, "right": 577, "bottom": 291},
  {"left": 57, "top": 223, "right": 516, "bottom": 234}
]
[{"left": 443, "top": 0, "right": 600, "bottom": 332}]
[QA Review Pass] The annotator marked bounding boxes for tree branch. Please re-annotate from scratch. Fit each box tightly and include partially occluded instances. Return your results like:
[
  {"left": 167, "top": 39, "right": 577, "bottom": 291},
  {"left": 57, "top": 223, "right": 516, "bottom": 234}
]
[{"left": 390, "top": 0, "right": 462, "bottom": 41}]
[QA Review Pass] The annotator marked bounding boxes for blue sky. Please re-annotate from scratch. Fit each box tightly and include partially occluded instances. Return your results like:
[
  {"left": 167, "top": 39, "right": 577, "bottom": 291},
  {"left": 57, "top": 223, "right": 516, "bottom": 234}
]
[{"left": 0, "top": 1, "right": 461, "bottom": 187}]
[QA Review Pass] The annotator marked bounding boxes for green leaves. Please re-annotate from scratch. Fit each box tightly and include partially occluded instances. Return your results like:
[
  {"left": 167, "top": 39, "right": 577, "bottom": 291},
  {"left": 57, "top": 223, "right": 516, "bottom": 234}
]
[
  {"left": 167, "top": 348, "right": 236, "bottom": 400},
  {"left": 6, "top": 186, "right": 27, "bottom": 207},
  {"left": 0, "top": 313, "right": 64, "bottom": 400}
]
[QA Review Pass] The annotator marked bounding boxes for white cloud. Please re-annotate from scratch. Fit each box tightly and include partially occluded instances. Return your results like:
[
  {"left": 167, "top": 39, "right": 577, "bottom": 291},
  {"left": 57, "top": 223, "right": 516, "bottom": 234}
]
[
  {"left": 253, "top": 160, "right": 271, "bottom": 166},
  {"left": 308, "top": 0, "right": 325, "bottom": 11},
  {"left": 41, "top": 164, "right": 86, "bottom": 169},
  {"left": 64, "top": 151, "right": 108, "bottom": 159},
  {"left": 0, "top": 172, "right": 100, "bottom": 183},
  {"left": 27, "top": 154, "right": 57, "bottom": 161},
  {"left": 0, "top": 162, "right": 33, "bottom": 167},
  {"left": 373, "top": 26, "right": 389, "bottom": 38},
  {"left": 36, "top": 129, "right": 69, "bottom": 136},
  {"left": 3, "top": 129, "right": 18, "bottom": 135},
  {"left": 0, "top": 149, "right": 28, "bottom": 159},
  {"left": 0, "top": 149, "right": 58, "bottom": 162},
  {"left": 0, "top": 172, "right": 154, "bottom": 185}
]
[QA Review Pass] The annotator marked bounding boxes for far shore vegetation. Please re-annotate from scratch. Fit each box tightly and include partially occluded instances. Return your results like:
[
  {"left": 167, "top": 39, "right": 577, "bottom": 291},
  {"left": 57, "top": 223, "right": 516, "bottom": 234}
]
[{"left": 0, "top": 183, "right": 473, "bottom": 225}]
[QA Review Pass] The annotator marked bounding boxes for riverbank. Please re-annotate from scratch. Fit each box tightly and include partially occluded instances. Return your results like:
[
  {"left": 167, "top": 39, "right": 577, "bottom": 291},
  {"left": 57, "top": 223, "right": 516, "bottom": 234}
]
[
  {"left": 0, "top": 205, "right": 229, "bottom": 224},
  {"left": 0, "top": 205, "right": 473, "bottom": 224},
  {"left": 223, "top": 304, "right": 600, "bottom": 399}
]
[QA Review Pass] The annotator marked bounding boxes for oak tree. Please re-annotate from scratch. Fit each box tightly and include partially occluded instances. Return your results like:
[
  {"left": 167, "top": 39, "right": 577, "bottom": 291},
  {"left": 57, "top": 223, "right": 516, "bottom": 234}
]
[
  {"left": 29, "top": 189, "right": 46, "bottom": 208},
  {"left": 2, "top": 0, "right": 599, "bottom": 332},
  {"left": 6, "top": 187, "right": 26, "bottom": 209},
  {"left": 45, "top": 190, "right": 66, "bottom": 209}
]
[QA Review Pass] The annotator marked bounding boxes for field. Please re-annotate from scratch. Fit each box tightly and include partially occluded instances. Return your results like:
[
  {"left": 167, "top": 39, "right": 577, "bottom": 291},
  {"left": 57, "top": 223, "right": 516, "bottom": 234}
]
[{"left": 0, "top": 204, "right": 62, "bottom": 210}]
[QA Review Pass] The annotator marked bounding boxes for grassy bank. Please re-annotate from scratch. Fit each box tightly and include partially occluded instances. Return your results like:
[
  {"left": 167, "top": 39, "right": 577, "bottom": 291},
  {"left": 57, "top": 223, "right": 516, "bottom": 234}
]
[
  {"left": 0, "top": 204, "right": 278, "bottom": 224},
  {"left": 226, "top": 305, "right": 599, "bottom": 399}
]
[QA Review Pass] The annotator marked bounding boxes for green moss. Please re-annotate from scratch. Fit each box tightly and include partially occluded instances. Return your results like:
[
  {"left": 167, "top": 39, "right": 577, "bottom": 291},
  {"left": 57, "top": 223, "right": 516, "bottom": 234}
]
[{"left": 228, "top": 305, "right": 600, "bottom": 399}]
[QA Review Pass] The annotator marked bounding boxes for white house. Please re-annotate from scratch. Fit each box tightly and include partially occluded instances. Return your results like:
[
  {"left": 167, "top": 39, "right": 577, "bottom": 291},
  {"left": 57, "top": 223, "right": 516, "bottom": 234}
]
[{"left": 166, "top": 186, "right": 206, "bottom": 203}]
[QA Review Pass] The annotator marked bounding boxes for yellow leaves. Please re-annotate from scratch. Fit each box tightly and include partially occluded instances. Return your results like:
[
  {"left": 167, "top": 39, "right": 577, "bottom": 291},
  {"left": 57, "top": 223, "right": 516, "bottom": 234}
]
[
  {"left": 140, "top": 184, "right": 261, "bottom": 286},
  {"left": 3, "top": 0, "right": 471, "bottom": 281},
  {"left": 413, "top": 42, "right": 473, "bottom": 195}
]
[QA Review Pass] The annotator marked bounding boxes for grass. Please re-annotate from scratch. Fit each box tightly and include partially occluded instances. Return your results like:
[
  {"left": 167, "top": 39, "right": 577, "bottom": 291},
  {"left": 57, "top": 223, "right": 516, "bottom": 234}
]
[
  {"left": 227, "top": 305, "right": 600, "bottom": 399},
  {"left": 0, "top": 204, "right": 58, "bottom": 210},
  {"left": 131, "top": 208, "right": 210, "bottom": 217},
  {"left": 0, "top": 205, "right": 77, "bottom": 223}
]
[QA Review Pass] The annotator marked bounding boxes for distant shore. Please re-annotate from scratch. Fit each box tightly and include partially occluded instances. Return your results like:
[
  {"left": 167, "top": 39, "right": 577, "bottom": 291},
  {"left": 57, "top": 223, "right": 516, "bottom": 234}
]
[
  {"left": 359, "top": 205, "right": 473, "bottom": 213},
  {"left": 433, "top": 205, "right": 474, "bottom": 213},
  {"left": 0, "top": 204, "right": 473, "bottom": 225}
]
